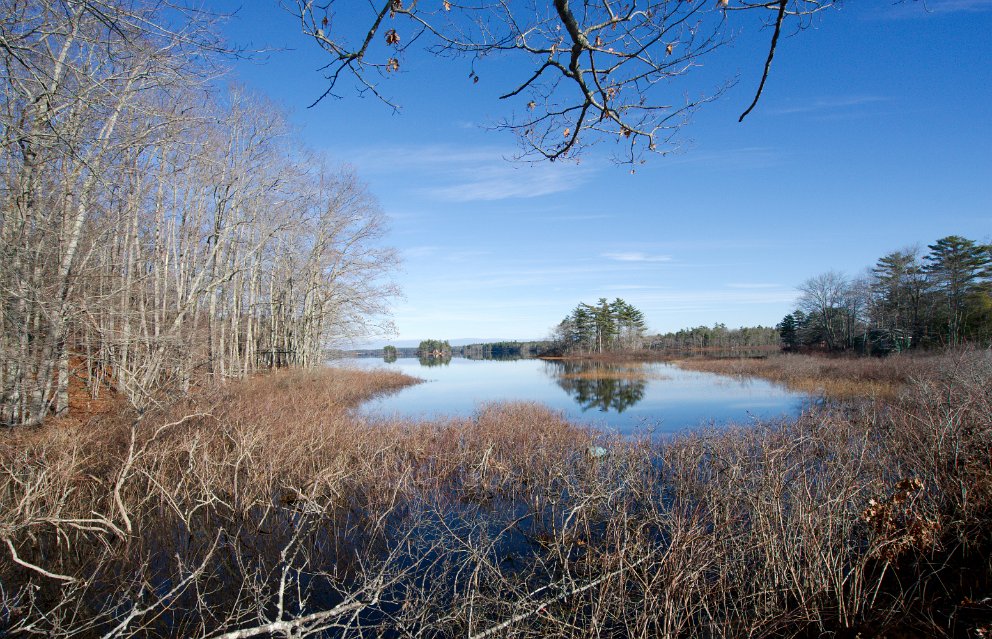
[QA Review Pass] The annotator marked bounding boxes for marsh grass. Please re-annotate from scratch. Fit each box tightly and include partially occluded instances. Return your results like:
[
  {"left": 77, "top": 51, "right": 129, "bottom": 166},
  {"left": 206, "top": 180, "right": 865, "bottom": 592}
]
[
  {"left": 557, "top": 367, "right": 670, "bottom": 382},
  {"left": 1, "top": 354, "right": 990, "bottom": 637},
  {"left": 675, "top": 352, "right": 942, "bottom": 399}
]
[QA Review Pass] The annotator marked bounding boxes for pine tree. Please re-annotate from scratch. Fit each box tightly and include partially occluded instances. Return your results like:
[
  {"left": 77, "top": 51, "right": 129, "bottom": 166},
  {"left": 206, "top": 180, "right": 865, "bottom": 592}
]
[
  {"left": 871, "top": 249, "right": 928, "bottom": 348},
  {"left": 925, "top": 236, "right": 992, "bottom": 345},
  {"left": 777, "top": 314, "right": 799, "bottom": 350},
  {"left": 556, "top": 298, "right": 648, "bottom": 354}
]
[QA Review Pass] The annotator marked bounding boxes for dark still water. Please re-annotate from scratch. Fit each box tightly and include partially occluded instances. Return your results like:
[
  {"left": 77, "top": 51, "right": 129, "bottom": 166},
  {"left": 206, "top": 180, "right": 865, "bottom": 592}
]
[{"left": 343, "top": 357, "right": 806, "bottom": 435}]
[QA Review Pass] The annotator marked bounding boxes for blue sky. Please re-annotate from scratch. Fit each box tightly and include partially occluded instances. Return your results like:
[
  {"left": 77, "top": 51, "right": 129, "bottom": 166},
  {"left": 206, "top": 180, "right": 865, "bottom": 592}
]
[{"left": 220, "top": 1, "right": 991, "bottom": 346}]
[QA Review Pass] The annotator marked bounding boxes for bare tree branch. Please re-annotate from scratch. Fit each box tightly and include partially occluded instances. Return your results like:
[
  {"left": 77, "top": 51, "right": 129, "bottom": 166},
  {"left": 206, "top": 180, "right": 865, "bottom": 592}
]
[
  {"left": 739, "top": 0, "right": 788, "bottom": 122},
  {"left": 288, "top": 0, "right": 837, "bottom": 164}
]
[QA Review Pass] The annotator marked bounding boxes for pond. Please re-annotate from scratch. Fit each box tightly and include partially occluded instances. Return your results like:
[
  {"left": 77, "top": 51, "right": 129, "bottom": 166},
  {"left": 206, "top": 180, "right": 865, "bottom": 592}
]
[{"left": 343, "top": 357, "right": 807, "bottom": 435}]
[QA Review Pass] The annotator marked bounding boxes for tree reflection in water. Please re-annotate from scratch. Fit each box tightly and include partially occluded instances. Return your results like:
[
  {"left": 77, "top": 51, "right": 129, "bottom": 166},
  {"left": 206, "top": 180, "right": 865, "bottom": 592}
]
[
  {"left": 543, "top": 360, "right": 649, "bottom": 413},
  {"left": 418, "top": 354, "right": 452, "bottom": 367}
]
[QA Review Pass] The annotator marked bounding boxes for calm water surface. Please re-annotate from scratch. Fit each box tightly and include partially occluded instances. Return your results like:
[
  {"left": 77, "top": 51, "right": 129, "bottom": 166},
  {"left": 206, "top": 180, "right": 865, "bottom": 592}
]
[{"left": 343, "top": 357, "right": 806, "bottom": 435}]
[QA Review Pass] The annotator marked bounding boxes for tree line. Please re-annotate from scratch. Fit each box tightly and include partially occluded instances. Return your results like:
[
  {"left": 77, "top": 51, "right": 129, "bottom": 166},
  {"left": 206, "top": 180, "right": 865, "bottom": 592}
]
[
  {"left": 459, "top": 341, "right": 548, "bottom": 360},
  {"left": 781, "top": 235, "right": 991, "bottom": 353},
  {"left": 649, "top": 324, "right": 780, "bottom": 352},
  {"left": 0, "top": 1, "right": 396, "bottom": 426}
]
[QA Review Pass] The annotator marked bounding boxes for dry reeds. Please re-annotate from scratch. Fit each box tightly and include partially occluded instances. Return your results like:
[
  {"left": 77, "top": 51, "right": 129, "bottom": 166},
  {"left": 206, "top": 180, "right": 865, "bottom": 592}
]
[
  {"left": 676, "top": 351, "right": 945, "bottom": 399},
  {"left": 558, "top": 367, "right": 669, "bottom": 382},
  {"left": 1, "top": 353, "right": 990, "bottom": 637}
]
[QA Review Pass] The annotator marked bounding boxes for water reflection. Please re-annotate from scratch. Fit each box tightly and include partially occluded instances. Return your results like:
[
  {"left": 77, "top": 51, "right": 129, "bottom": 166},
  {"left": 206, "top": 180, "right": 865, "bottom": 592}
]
[
  {"left": 418, "top": 354, "right": 452, "bottom": 367},
  {"left": 345, "top": 357, "right": 806, "bottom": 434},
  {"left": 543, "top": 360, "right": 652, "bottom": 413}
]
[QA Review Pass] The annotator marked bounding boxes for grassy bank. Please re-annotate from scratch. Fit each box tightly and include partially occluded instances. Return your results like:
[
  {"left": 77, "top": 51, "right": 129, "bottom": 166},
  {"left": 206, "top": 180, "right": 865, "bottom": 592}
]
[
  {"left": 675, "top": 351, "right": 955, "bottom": 399},
  {"left": 2, "top": 354, "right": 990, "bottom": 637},
  {"left": 557, "top": 363, "right": 670, "bottom": 382}
]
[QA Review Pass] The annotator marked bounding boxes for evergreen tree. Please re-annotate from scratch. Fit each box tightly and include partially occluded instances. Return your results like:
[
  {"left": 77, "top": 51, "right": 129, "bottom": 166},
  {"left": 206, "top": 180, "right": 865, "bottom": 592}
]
[
  {"left": 587, "top": 298, "right": 617, "bottom": 353},
  {"left": 924, "top": 236, "right": 992, "bottom": 346},
  {"left": 871, "top": 249, "right": 928, "bottom": 349},
  {"left": 571, "top": 305, "right": 596, "bottom": 352},
  {"left": 555, "top": 298, "right": 648, "bottom": 354},
  {"left": 416, "top": 339, "right": 451, "bottom": 357},
  {"left": 777, "top": 314, "right": 799, "bottom": 350},
  {"left": 611, "top": 298, "right": 647, "bottom": 349}
]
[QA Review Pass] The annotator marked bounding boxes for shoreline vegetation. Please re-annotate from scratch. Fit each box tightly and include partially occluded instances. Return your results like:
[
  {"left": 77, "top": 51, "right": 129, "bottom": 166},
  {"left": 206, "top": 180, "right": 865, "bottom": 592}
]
[
  {"left": 2, "top": 351, "right": 990, "bottom": 637},
  {"left": 674, "top": 353, "right": 919, "bottom": 400},
  {"left": 557, "top": 366, "right": 670, "bottom": 382},
  {"left": 539, "top": 347, "right": 942, "bottom": 400},
  {"left": 540, "top": 348, "right": 912, "bottom": 399},
  {"left": 1, "top": 2, "right": 986, "bottom": 636}
]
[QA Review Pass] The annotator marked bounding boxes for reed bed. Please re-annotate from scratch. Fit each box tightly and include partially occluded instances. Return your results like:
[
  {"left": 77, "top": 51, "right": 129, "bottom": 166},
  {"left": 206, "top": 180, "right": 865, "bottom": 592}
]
[
  {"left": 557, "top": 369, "right": 669, "bottom": 382},
  {"left": 1, "top": 353, "right": 989, "bottom": 637},
  {"left": 675, "top": 351, "right": 952, "bottom": 399}
]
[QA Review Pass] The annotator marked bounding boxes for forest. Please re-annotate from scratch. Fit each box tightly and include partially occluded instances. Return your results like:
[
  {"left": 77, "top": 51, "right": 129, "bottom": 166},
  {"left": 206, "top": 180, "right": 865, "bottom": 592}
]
[
  {"left": 548, "top": 299, "right": 779, "bottom": 357},
  {"left": 782, "top": 235, "right": 992, "bottom": 353},
  {"left": 0, "top": 2, "right": 396, "bottom": 427},
  {"left": 649, "top": 324, "right": 779, "bottom": 353}
]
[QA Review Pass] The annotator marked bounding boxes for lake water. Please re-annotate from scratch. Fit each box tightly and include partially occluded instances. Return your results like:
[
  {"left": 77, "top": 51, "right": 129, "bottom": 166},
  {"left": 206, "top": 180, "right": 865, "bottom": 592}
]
[{"left": 343, "top": 357, "right": 806, "bottom": 435}]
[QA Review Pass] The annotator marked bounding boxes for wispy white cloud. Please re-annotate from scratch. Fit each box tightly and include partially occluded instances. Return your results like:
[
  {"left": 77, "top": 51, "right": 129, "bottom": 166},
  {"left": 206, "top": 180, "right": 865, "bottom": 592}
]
[
  {"left": 601, "top": 251, "right": 673, "bottom": 263},
  {"left": 664, "top": 146, "right": 785, "bottom": 170},
  {"left": 616, "top": 239, "right": 784, "bottom": 252},
  {"left": 726, "top": 283, "right": 783, "bottom": 289},
  {"left": 423, "top": 265, "right": 618, "bottom": 290},
  {"left": 347, "top": 145, "right": 511, "bottom": 169},
  {"left": 425, "top": 164, "right": 587, "bottom": 202},
  {"left": 345, "top": 143, "right": 596, "bottom": 202},
  {"left": 403, "top": 246, "right": 492, "bottom": 262},
  {"left": 403, "top": 245, "right": 441, "bottom": 259},
  {"left": 638, "top": 289, "right": 800, "bottom": 309},
  {"left": 768, "top": 95, "right": 889, "bottom": 116},
  {"left": 868, "top": 0, "right": 992, "bottom": 19},
  {"left": 442, "top": 250, "right": 492, "bottom": 262},
  {"left": 604, "top": 284, "right": 673, "bottom": 291},
  {"left": 546, "top": 213, "right": 614, "bottom": 221}
]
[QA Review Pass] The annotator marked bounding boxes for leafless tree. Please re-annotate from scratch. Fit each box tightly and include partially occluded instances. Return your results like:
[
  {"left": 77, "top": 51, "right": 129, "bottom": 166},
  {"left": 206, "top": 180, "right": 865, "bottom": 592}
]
[
  {"left": 797, "top": 270, "right": 849, "bottom": 351},
  {"left": 0, "top": 0, "right": 224, "bottom": 424},
  {"left": 1, "top": 1, "right": 399, "bottom": 426}
]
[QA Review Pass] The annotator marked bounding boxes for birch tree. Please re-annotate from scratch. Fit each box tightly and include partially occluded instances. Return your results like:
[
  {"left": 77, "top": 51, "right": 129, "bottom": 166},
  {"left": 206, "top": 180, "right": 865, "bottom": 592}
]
[
  {"left": 0, "top": 0, "right": 221, "bottom": 424},
  {"left": 1, "top": 1, "right": 399, "bottom": 426}
]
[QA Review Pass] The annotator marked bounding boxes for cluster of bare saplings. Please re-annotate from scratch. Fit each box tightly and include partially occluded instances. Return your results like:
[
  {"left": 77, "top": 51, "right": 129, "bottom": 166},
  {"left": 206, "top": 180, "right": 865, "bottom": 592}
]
[
  {"left": 1, "top": 350, "right": 989, "bottom": 637},
  {"left": 0, "top": 1, "right": 396, "bottom": 427}
]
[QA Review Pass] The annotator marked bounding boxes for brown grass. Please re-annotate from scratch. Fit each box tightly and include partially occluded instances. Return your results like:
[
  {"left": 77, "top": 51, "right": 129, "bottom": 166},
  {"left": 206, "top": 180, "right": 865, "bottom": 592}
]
[
  {"left": 558, "top": 366, "right": 669, "bottom": 382},
  {"left": 674, "top": 351, "right": 948, "bottom": 399},
  {"left": 1, "top": 352, "right": 990, "bottom": 637}
]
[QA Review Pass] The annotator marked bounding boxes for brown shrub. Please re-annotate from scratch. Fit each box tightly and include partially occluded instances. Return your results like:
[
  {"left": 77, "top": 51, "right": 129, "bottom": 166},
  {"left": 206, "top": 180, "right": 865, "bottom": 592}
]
[
  {"left": 1, "top": 353, "right": 989, "bottom": 637},
  {"left": 677, "top": 351, "right": 951, "bottom": 399}
]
